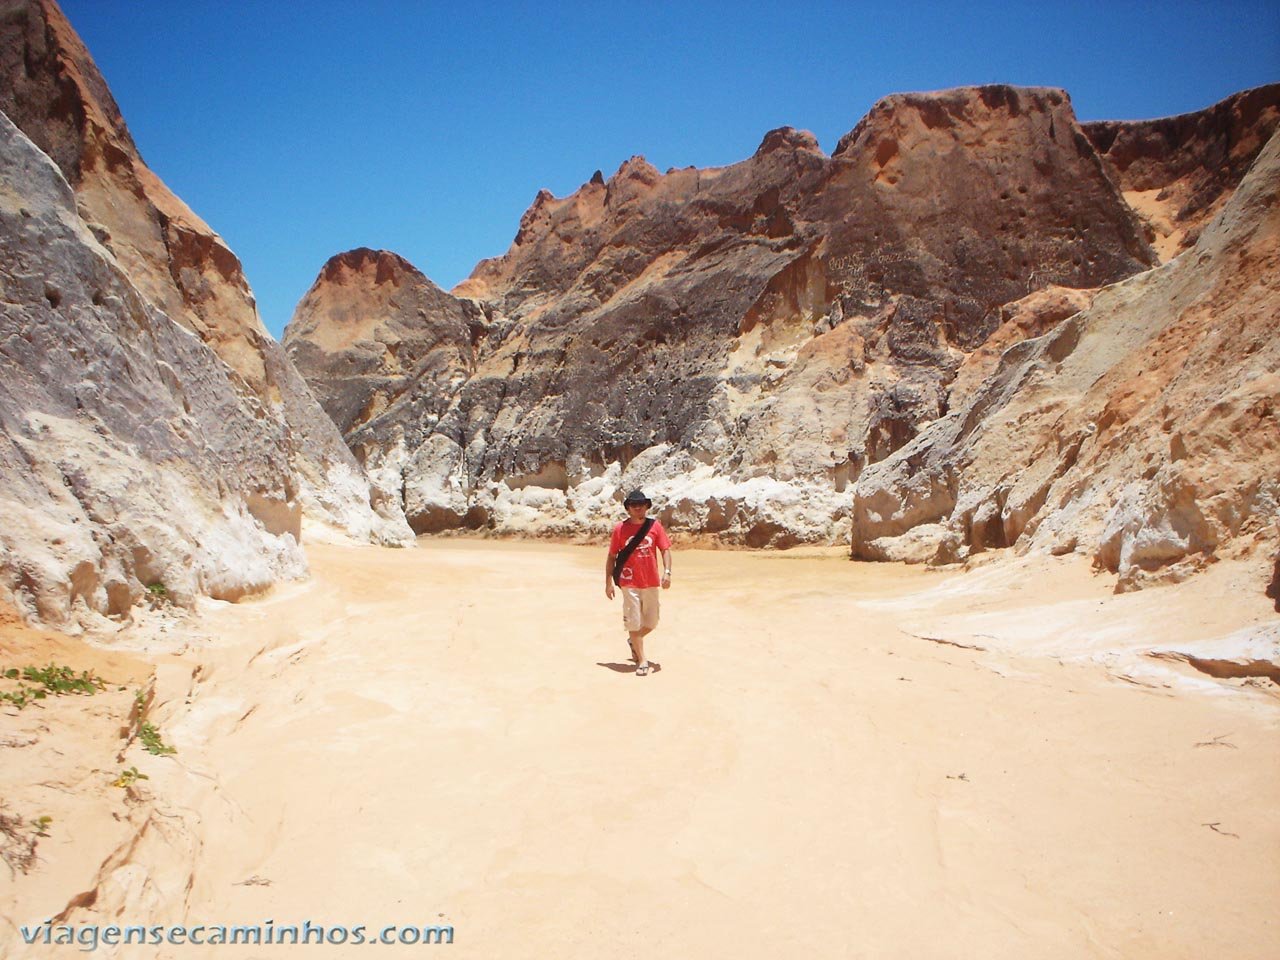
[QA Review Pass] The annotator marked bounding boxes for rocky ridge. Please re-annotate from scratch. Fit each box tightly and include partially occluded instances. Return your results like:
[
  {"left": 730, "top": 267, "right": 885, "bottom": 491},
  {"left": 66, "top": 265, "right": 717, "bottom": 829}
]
[
  {"left": 0, "top": 0, "right": 410, "bottom": 624},
  {"left": 285, "top": 248, "right": 485, "bottom": 442},
  {"left": 288, "top": 83, "right": 1278, "bottom": 579},
  {"left": 290, "top": 84, "right": 1192, "bottom": 547},
  {"left": 1084, "top": 84, "right": 1280, "bottom": 260}
]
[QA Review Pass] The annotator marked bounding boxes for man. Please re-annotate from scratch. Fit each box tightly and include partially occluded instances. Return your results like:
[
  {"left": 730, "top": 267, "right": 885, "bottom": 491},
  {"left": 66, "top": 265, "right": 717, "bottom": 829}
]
[{"left": 604, "top": 490, "right": 672, "bottom": 676}]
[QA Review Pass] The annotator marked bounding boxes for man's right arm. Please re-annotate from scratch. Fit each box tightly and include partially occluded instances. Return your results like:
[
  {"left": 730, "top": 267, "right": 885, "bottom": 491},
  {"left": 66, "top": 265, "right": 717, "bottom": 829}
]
[{"left": 605, "top": 551, "right": 617, "bottom": 599}]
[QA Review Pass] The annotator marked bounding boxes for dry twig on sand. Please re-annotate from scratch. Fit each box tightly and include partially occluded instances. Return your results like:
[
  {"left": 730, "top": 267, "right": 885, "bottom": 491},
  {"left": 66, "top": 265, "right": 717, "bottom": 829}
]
[
  {"left": 1193, "top": 733, "right": 1237, "bottom": 749},
  {"left": 1201, "top": 822, "right": 1241, "bottom": 839},
  {"left": 0, "top": 807, "right": 38, "bottom": 876}
]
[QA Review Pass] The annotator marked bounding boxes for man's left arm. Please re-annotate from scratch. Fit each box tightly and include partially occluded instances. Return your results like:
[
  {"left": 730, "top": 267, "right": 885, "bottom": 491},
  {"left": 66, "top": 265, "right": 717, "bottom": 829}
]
[{"left": 660, "top": 548, "right": 672, "bottom": 589}]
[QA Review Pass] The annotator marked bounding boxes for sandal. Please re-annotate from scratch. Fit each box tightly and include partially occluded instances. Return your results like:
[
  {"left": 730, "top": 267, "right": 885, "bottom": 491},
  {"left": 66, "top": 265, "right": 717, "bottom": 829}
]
[{"left": 636, "top": 662, "right": 650, "bottom": 677}]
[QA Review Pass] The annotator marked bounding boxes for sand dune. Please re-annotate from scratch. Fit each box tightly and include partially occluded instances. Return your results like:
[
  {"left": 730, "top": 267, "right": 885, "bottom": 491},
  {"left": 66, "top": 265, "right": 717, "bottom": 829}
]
[{"left": 2, "top": 540, "right": 1278, "bottom": 958}]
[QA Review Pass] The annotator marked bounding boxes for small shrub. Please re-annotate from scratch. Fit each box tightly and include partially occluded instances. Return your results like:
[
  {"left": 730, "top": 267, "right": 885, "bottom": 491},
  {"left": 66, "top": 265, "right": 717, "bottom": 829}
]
[
  {"left": 130, "top": 689, "right": 176, "bottom": 755},
  {"left": 138, "top": 721, "right": 175, "bottom": 756},
  {"left": 0, "top": 663, "right": 103, "bottom": 710},
  {"left": 0, "top": 688, "right": 35, "bottom": 709},
  {"left": 112, "top": 766, "right": 148, "bottom": 789},
  {"left": 22, "top": 664, "right": 104, "bottom": 695}
]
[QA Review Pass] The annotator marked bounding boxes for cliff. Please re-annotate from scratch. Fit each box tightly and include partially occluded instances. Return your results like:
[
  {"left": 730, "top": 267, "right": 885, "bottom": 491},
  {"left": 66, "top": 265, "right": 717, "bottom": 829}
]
[
  {"left": 0, "top": 0, "right": 411, "bottom": 623},
  {"left": 290, "top": 85, "right": 1161, "bottom": 544},
  {"left": 1084, "top": 84, "right": 1280, "bottom": 260},
  {"left": 852, "top": 128, "right": 1280, "bottom": 592}
]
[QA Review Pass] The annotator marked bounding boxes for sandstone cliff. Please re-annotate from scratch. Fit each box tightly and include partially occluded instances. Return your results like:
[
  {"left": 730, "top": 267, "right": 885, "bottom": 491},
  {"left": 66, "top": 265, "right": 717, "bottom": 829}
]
[
  {"left": 851, "top": 128, "right": 1280, "bottom": 590},
  {"left": 0, "top": 0, "right": 411, "bottom": 624},
  {"left": 0, "top": 0, "right": 410, "bottom": 547},
  {"left": 285, "top": 249, "right": 485, "bottom": 440},
  {"left": 0, "top": 111, "right": 307, "bottom": 621},
  {"left": 290, "top": 85, "right": 1160, "bottom": 544},
  {"left": 1084, "top": 84, "right": 1280, "bottom": 261}
]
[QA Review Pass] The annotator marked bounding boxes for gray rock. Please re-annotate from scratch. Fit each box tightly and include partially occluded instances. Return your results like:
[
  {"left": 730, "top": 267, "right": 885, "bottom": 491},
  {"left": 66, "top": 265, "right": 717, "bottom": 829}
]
[
  {"left": 0, "top": 0, "right": 411, "bottom": 550},
  {"left": 0, "top": 112, "right": 305, "bottom": 622}
]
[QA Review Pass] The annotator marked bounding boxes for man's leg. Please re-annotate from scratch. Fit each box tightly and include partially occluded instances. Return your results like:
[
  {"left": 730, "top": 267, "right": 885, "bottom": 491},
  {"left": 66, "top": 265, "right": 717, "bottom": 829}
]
[
  {"left": 634, "top": 591, "right": 659, "bottom": 675},
  {"left": 623, "top": 589, "right": 646, "bottom": 667},
  {"left": 630, "top": 627, "right": 651, "bottom": 666}
]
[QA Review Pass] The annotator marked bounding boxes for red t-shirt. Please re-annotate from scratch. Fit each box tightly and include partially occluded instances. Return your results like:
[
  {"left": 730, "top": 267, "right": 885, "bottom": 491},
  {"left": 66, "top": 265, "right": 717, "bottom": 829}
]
[{"left": 609, "top": 520, "right": 671, "bottom": 588}]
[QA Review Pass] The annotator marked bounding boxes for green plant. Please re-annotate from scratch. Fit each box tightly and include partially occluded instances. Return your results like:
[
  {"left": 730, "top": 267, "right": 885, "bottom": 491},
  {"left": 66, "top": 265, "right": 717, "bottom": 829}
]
[
  {"left": 22, "top": 664, "right": 104, "bottom": 695},
  {"left": 112, "top": 766, "right": 148, "bottom": 789},
  {"left": 138, "top": 721, "right": 176, "bottom": 756},
  {"left": 0, "top": 663, "right": 104, "bottom": 710},
  {"left": 146, "top": 582, "right": 169, "bottom": 602},
  {"left": 130, "top": 689, "right": 176, "bottom": 755},
  {"left": 31, "top": 816, "right": 52, "bottom": 837},
  {"left": 0, "top": 688, "right": 35, "bottom": 709}
]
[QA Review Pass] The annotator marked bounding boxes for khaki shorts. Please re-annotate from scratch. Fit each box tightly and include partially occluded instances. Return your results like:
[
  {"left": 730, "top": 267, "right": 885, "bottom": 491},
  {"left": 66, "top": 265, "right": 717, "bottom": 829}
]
[{"left": 621, "top": 587, "right": 660, "bottom": 632}]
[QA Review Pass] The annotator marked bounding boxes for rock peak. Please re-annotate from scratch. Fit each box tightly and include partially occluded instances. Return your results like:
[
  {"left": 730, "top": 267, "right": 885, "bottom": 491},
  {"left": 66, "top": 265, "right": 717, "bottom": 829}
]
[
  {"left": 755, "top": 126, "right": 823, "bottom": 157},
  {"left": 613, "top": 155, "right": 660, "bottom": 183},
  {"left": 834, "top": 84, "right": 1072, "bottom": 158},
  {"left": 319, "top": 248, "right": 428, "bottom": 286}
]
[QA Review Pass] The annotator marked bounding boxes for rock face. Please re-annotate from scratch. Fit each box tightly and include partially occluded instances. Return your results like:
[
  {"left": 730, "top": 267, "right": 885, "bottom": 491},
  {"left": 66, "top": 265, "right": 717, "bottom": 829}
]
[
  {"left": 283, "top": 249, "right": 492, "bottom": 533},
  {"left": 0, "top": 0, "right": 410, "bottom": 624},
  {"left": 291, "top": 85, "right": 1159, "bottom": 543},
  {"left": 0, "top": 0, "right": 410, "bottom": 546},
  {"left": 1083, "top": 84, "right": 1280, "bottom": 261},
  {"left": 284, "top": 249, "right": 484, "bottom": 440},
  {"left": 0, "top": 112, "right": 303, "bottom": 622},
  {"left": 852, "top": 129, "right": 1280, "bottom": 589}
]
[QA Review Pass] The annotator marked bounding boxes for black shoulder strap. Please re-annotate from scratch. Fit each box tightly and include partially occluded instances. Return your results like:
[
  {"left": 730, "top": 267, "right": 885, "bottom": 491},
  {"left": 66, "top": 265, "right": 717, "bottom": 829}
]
[{"left": 612, "top": 518, "right": 655, "bottom": 586}]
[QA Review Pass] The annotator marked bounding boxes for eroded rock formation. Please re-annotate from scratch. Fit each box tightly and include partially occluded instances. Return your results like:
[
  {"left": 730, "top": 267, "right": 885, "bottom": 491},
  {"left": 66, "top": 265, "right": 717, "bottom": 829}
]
[
  {"left": 852, "top": 129, "right": 1280, "bottom": 589},
  {"left": 1084, "top": 84, "right": 1280, "bottom": 261},
  {"left": 291, "top": 85, "right": 1163, "bottom": 543},
  {"left": 284, "top": 249, "right": 485, "bottom": 439},
  {"left": 0, "top": 0, "right": 410, "bottom": 624},
  {"left": 0, "top": 0, "right": 410, "bottom": 546},
  {"left": 0, "top": 112, "right": 306, "bottom": 621}
]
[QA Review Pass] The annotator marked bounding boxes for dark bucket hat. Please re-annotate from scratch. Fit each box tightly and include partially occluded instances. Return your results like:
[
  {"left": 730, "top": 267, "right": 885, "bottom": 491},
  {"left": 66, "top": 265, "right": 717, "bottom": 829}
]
[{"left": 622, "top": 489, "right": 652, "bottom": 507}]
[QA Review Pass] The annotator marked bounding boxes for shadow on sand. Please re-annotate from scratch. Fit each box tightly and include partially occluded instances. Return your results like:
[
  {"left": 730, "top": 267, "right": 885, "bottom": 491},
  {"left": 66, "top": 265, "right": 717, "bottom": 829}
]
[{"left": 596, "top": 661, "right": 663, "bottom": 675}]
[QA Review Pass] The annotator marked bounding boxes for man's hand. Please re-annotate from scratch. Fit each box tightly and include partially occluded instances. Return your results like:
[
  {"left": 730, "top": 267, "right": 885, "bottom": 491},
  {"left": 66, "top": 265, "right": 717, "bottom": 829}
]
[
  {"left": 661, "top": 573, "right": 671, "bottom": 590},
  {"left": 605, "top": 552, "right": 618, "bottom": 600}
]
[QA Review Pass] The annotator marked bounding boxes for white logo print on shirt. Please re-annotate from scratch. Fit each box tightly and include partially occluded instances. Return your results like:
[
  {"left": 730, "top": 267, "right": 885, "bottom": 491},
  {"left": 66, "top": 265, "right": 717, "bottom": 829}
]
[{"left": 622, "top": 533, "right": 655, "bottom": 582}]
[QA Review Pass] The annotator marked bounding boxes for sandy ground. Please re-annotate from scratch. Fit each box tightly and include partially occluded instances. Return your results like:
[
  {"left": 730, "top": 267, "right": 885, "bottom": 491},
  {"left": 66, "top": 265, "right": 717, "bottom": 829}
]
[{"left": 2, "top": 540, "right": 1278, "bottom": 959}]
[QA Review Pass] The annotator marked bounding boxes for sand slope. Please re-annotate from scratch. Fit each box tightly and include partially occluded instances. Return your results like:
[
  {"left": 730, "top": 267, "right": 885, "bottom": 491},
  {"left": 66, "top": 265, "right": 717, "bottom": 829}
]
[{"left": 3, "top": 541, "right": 1277, "bottom": 959}]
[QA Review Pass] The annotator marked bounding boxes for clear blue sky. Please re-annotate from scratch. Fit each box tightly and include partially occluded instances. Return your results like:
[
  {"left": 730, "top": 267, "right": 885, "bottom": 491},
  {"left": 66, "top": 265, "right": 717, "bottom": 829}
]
[{"left": 59, "top": 0, "right": 1278, "bottom": 339}]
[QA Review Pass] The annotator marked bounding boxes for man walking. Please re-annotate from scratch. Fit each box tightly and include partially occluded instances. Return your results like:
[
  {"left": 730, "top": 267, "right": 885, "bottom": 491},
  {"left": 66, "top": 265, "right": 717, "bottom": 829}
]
[{"left": 604, "top": 490, "right": 672, "bottom": 676}]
